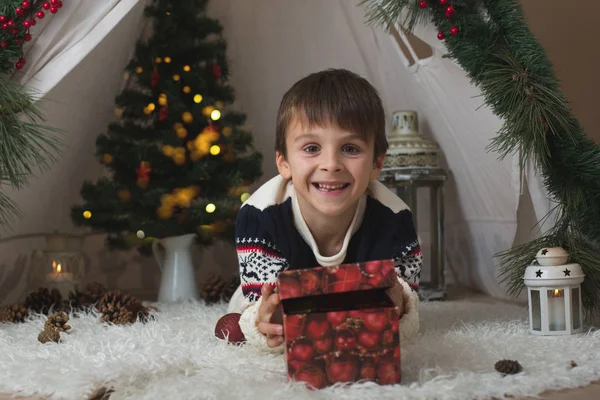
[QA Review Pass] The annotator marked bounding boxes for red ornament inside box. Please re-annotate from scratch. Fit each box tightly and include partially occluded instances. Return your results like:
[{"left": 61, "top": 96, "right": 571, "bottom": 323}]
[{"left": 277, "top": 259, "right": 401, "bottom": 389}]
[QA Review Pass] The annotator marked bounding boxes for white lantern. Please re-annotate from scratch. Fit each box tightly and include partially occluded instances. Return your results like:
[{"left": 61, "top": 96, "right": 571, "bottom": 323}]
[{"left": 523, "top": 247, "right": 584, "bottom": 335}]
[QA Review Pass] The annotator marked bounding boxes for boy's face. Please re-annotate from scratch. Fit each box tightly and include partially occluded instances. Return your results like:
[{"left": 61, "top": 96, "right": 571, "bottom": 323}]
[{"left": 276, "top": 118, "right": 384, "bottom": 219}]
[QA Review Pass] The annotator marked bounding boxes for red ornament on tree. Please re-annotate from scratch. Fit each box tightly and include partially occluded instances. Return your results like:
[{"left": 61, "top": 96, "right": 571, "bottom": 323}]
[
  {"left": 37, "top": 11, "right": 45, "bottom": 18},
  {"left": 150, "top": 69, "right": 160, "bottom": 87},
  {"left": 437, "top": 31, "right": 445, "bottom": 40},
  {"left": 21, "top": 0, "right": 31, "bottom": 9},
  {"left": 450, "top": 26, "right": 459, "bottom": 35},
  {"left": 15, "top": 7, "right": 24, "bottom": 17},
  {"left": 212, "top": 63, "right": 222, "bottom": 79},
  {"left": 445, "top": 5, "right": 454, "bottom": 18},
  {"left": 418, "top": 0, "right": 427, "bottom": 8},
  {"left": 136, "top": 161, "right": 151, "bottom": 181},
  {"left": 42, "top": 1, "right": 50, "bottom": 9},
  {"left": 158, "top": 105, "right": 168, "bottom": 121}
]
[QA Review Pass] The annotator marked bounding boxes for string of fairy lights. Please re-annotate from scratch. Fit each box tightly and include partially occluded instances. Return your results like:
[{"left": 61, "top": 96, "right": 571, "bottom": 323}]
[{"left": 79, "top": 53, "right": 252, "bottom": 240}]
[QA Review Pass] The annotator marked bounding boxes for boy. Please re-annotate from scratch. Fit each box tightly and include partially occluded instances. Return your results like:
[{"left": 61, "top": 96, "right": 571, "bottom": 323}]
[{"left": 227, "top": 69, "right": 422, "bottom": 352}]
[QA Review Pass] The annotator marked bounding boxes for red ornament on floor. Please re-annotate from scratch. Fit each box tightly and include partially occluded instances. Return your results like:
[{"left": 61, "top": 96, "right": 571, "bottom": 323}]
[{"left": 215, "top": 313, "right": 246, "bottom": 345}]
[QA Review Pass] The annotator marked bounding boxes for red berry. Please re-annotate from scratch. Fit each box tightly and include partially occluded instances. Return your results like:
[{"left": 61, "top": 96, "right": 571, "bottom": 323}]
[
  {"left": 22, "top": 1, "right": 31, "bottom": 9},
  {"left": 445, "top": 5, "right": 455, "bottom": 17},
  {"left": 7, "top": 20, "right": 14, "bottom": 27},
  {"left": 16, "top": 7, "right": 24, "bottom": 16},
  {"left": 51, "top": 0, "right": 59, "bottom": 5},
  {"left": 50, "top": 6, "right": 57, "bottom": 14},
  {"left": 15, "top": 38, "right": 22, "bottom": 45},
  {"left": 418, "top": 0, "right": 427, "bottom": 8},
  {"left": 15, "top": 62, "right": 24, "bottom": 70},
  {"left": 1, "top": 24, "right": 7, "bottom": 30},
  {"left": 18, "top": 57, "right": 26, "bottom": 65},
  {"left": 439, "top": 0, "right": 447, "bottom": 4},
  {"left": 57, "top": 1, "right": 63, "bottom": 8},
  {"left": 0, "top": 16, "right": 6, "bottom": 24},
  {"left": 450, "top": 26, "right": 459, "bottom": 35},
  {"left": 23, "top": 20, "right": 31, "bottom": 28},
  {"left": 29, "top": 18, "right": 36, "bottom": 26},
  {"left": 0, "top": 41, "right": 8, "bottom": 49},
  {"left": 43, "top": 2, "right": 51, "bottom": 9},
  {"left": 37, "top": 11, "right": 45, "bottom": 18},
  {"left": 437, "top": 31, "right": 445, "bottom": 40},
  {"left": 11, "top": 28, "right": 18, "bottom": 36},
  {"left": 24, "top": 33, "right": 31, "bottom": 41}
]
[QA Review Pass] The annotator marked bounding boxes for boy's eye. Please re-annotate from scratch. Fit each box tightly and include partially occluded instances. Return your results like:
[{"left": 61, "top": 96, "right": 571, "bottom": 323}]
[
  {"left": 303, "top": 145, "right": 320, "bottom": 153},
  {"left": 342, "top": 145, "right": 360, "bottom": 154}
]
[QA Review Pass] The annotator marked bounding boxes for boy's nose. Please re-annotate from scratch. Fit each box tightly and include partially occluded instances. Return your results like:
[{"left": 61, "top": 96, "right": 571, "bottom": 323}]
[{"left": 319, "top": 150, "right": 343, "bottom": 172}]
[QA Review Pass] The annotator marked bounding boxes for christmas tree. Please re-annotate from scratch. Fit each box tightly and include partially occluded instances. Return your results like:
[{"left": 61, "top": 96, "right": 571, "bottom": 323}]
[
  {"left": 0, "top": 0, "right": 63, "bottom": 227},
  {"left": 71, "top": 0, "right": 262, "bottom": 253}
]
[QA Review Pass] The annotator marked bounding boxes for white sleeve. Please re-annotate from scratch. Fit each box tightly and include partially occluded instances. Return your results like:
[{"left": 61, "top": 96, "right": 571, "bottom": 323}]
[
  {"left": 238, "top": 297, "right": 285, "bottom": 354},
  {"left": 397, "top": 277, "right": 420, "bottom": 345}
]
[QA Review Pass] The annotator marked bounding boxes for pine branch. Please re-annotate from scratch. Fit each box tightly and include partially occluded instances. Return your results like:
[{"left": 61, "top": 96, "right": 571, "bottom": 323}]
[{"left": 361, "top": 0, "right": 600, "bottom": 312}]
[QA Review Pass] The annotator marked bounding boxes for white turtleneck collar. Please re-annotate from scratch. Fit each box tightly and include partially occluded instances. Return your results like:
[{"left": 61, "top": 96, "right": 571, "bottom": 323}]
[{"left": 291, "top": 188, "right": 366, "bottom": 267}]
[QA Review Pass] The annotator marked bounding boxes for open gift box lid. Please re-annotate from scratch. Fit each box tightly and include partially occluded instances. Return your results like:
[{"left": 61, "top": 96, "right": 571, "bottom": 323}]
[{"left": 276, "top": 259, "right": 398, "bottom": 313}]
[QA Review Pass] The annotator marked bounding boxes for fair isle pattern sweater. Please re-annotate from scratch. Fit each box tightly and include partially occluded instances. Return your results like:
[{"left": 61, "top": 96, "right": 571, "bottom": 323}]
[{"left": 234, "top": 175, "right": 422, "bottom": 352}]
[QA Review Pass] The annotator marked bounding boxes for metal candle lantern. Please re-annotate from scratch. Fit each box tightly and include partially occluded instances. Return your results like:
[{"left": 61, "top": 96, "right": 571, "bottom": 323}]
[{"left": 523, "top": 247, "right": 584, "bottom": 335}]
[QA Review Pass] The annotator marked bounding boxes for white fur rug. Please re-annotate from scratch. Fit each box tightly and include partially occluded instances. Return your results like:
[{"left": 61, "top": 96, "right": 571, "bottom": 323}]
[{"left": 1, "top": 299, "right": 600, "bottom": 400}]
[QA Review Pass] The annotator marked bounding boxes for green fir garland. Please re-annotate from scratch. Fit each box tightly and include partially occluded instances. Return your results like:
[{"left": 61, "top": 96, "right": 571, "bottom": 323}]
[{"left": 361, "top": 0, "right": 600, "bottom": 314}]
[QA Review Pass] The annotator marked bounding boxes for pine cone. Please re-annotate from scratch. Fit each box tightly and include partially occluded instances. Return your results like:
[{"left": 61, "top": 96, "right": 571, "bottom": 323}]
[
  {"left": 99, "top": 290, "right": 149, "bottom": 325},
  {"left": 25, "top": 287, "right": 63, "bottom": 315},
  {"left": 494, "top": 359, "right": 522, "bottom": 375},
  {"left": 67, "top": 281, "right": 107, "bottom": 311},
  {"left": 0, "top": 304, "right": 29, "bottom": 323},
  {"left": 38, "top": 328, "right": 61, "bottom": 343},
  {"left": 200, "top": 273, "right": 226, "bottom": 304},
  {"left": 45, "top": 311, "right": 71, "bottom": 332},
  {"left": 222, "top": 275, "right": 240, "bottom": 302}
]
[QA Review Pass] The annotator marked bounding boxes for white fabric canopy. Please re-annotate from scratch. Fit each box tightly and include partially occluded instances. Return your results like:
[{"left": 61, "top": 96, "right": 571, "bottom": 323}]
[
  {"left": 206, "top": 0, "right": 552, "bottom": 298},
  {"left": 12, "top": 0, "right": 145, "bottom": 97}
]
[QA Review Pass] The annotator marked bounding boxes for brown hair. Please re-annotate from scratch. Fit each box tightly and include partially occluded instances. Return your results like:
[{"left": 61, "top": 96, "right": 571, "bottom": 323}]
[{"left": 275, "top": 69, "right": 388, "bottom": 160}]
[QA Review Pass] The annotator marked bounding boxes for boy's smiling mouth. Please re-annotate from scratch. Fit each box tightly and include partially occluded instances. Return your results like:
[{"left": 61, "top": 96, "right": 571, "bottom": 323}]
[{"left": 312, "top": 182, "right": 351, "bottom": 192}]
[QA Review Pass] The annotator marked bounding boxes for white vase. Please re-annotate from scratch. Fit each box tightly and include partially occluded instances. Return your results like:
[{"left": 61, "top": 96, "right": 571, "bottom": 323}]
[{"left": 152, "top": 233, "right": 199, "bottom": 302}]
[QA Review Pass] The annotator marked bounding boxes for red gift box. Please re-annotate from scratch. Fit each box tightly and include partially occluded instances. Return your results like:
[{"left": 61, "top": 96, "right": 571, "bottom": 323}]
[{"left": 277, "top": 259, "right": 401, "bottom": 389}]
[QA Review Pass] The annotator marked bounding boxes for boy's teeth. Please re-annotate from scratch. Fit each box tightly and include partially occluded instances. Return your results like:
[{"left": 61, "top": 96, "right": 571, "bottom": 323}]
[{"left": 317, "top": 183, "right": 347, "bottom": 190}]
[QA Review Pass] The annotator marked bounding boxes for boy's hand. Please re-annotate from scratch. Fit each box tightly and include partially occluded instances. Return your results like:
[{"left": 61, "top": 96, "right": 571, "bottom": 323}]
[
  {"left": 386, "top": 279, "right": 406, "bottom": 317},
  {"left": 257, "top": 284, "right": 284, "bottom": 348}
]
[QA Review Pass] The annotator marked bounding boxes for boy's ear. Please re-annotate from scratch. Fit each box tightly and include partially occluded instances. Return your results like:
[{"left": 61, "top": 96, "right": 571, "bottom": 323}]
[
  {"left": 276, "top": 151, "right": 292, "bottom": 180},
  {"left": 370, "top": 154, "right": 386, "bottom": 180}
]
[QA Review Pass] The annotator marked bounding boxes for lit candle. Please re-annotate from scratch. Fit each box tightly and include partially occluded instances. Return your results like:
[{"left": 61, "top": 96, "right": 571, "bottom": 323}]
[
  {"left": 46, "top": 261, "right": 74, "bottom": 282},
  {"left": 548, "top": 289, "right": 566, "bottom": 331}
]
